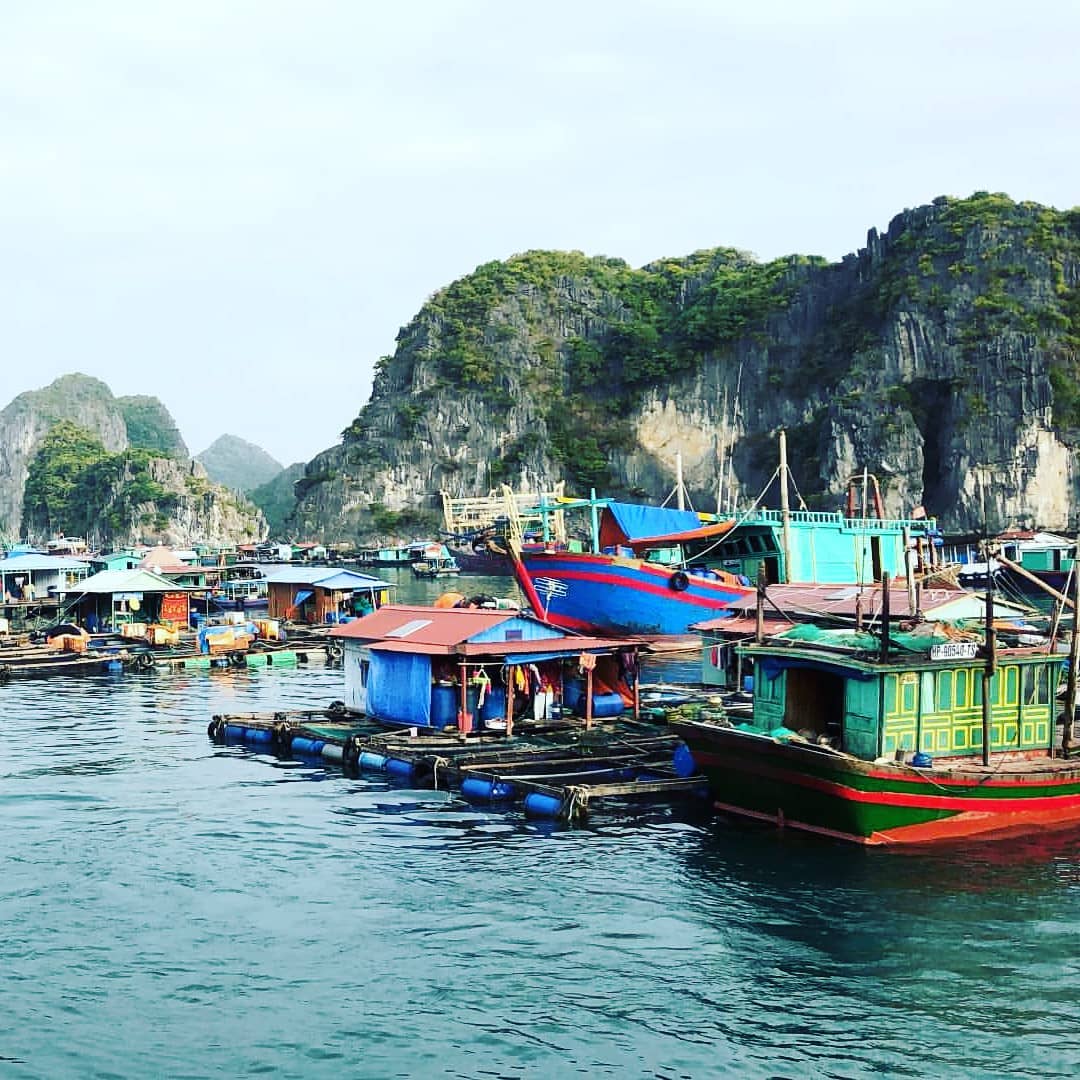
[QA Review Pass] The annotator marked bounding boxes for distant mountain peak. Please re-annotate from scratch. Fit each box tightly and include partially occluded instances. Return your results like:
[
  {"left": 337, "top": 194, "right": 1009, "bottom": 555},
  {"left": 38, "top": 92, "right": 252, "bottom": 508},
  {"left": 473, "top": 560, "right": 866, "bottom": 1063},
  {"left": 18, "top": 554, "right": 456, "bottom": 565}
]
[{"left": 196, "top": 434, "right": 283, "bottom": 493}]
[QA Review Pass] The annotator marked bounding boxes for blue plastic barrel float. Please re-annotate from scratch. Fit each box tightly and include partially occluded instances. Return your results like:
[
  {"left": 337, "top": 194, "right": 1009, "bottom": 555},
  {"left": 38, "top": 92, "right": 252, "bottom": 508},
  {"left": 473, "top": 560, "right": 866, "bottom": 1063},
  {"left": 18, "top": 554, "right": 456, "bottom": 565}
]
[
  {"left": 385, "top": 757, "right": 416, "bottom": 779},
  {"left": 358, "top": 751, "right": 388, "bottom": 772},
  {"left": 673, "top": 742, "right": 698, "bottom": 778},
  {"left": 430, "top": 683, "right": 458, "bottom": 730},
  {"left": 245, "top": 727, "right": 274, "bottom": 746},
  {"left": 460, "top": 776, "right": 516, "bottom": 801},
  {"left": 290, "top": 736, "right": 326, "bottom": 756},
  {"left": 590, "top": 692, "right": 624, "bottom": 718},
  {"left": 523, "top": 791, "right": 563, "bottom": 818}
]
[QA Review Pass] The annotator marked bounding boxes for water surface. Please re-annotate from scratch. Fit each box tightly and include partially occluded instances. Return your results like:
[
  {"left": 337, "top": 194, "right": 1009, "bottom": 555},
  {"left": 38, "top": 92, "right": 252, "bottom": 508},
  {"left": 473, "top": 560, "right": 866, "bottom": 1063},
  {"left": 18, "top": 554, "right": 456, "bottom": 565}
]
[{"left": 4, "top": 579, "right": 1080, "bottom": 1077}]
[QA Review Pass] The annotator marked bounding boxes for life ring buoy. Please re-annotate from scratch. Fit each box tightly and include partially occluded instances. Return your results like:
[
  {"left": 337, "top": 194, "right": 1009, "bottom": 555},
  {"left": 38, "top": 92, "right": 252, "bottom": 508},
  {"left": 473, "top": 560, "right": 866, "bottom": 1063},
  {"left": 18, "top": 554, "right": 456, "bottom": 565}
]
[{"left": 669, "top": 571, "right": 690, "bottom": 592}]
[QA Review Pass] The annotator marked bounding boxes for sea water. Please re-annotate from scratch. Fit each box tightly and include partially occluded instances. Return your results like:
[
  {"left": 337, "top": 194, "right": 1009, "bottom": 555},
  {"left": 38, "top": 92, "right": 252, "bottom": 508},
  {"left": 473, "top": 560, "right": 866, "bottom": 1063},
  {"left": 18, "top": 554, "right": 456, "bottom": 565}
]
[{"left": 4, "top": 573, "right": 1080, "bottom": 1077}]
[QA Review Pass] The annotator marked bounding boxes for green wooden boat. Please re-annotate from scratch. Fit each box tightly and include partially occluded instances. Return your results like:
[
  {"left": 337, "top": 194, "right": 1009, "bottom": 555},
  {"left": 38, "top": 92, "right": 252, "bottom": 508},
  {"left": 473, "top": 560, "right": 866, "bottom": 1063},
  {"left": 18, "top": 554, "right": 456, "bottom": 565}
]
[{"left": 672, "top": 623, "right": 1080, "bottom": 845}]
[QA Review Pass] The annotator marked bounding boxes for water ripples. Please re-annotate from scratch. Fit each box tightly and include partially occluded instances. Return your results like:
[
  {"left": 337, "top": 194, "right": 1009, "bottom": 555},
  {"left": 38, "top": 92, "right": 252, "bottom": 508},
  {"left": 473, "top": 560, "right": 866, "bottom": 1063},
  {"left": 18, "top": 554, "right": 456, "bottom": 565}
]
[{"left": 4, "top": 666, "right": 1080, "bottom": 1076}]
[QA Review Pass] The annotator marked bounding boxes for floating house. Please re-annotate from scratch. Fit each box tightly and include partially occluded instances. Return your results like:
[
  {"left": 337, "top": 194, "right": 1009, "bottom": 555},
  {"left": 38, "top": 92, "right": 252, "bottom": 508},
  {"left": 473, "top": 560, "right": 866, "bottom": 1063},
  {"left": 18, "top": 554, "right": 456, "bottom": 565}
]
[
  {"left": 61, "top": 568, "right": 194, "bottom": 630},
  {"left": 328, "top": 604, "right": 644, "bottom": 732},
  {"left": 0, "top": 552, "right": 91, "bottom": 606},
  {"left": 264, "top": 566, "right": 396, "bottom": 624},
  {"left": 139, "top": 546, "right": 212, "bottom": 590},
  {"left": 89, "top": 550, "right": 144, "bottom": 573}
]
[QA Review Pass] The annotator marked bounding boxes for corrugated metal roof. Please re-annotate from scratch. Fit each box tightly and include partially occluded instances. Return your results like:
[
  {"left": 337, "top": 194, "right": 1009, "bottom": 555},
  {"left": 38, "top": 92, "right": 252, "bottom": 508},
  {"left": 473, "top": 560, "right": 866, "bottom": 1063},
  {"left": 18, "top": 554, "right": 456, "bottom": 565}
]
[
  {"left": 330, "top": 605, "right": 516, "bottom": 646},
  {"left": 332, "top": 605, "right": 642, "bottom": 656},
  {"left": 0, "top": 553, "right": 91, "bottom": 572},
  {"left": 66, "top": 568, "right": 191, "bottom": 594},
  {"left": 264, "top": 566, "right": 394, "bottom": 587}
]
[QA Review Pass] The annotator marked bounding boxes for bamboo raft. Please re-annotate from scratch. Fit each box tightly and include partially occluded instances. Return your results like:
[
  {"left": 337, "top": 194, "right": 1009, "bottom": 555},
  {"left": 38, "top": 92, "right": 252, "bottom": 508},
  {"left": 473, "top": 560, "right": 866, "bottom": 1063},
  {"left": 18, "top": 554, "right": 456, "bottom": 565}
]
[{"left": 207, "top": 706, "right": 707, "bottom": 821}]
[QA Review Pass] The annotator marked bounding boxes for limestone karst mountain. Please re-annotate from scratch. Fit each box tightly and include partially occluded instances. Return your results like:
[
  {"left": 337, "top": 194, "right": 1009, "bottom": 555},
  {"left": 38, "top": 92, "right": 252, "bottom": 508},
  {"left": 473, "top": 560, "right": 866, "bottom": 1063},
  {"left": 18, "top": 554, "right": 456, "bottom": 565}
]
[{"left": 287, "top": 192, "right": 1080, "bottom": 542}]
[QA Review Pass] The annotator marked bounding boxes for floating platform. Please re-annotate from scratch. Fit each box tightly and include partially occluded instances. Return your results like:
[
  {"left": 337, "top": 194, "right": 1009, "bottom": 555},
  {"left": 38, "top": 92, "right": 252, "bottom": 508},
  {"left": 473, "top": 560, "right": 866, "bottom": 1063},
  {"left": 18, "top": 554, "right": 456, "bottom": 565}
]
[{"left": 207, "top": 706, "right": 707, "bottom": 821}]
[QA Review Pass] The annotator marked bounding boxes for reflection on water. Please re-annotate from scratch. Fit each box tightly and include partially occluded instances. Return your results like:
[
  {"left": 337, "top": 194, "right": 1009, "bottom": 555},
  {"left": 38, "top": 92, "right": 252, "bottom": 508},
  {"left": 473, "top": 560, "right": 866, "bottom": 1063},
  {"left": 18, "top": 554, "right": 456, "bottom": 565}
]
[{"left": 1, "top": 646, "right": 1080, "bottom": 1077}]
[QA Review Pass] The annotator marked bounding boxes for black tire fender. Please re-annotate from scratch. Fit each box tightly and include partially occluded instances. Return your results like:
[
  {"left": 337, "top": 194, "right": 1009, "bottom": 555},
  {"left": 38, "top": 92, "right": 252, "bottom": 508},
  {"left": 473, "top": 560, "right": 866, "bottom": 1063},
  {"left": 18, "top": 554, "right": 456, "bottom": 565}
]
[{"left": 669, "top": 571, "right": 690, "bottom": 592}]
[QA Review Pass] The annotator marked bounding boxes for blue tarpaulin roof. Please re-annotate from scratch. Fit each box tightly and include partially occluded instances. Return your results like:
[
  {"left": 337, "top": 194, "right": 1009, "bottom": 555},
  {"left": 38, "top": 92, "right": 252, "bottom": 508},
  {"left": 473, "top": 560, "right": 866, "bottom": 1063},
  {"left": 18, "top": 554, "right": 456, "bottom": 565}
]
[
  {"left": 602, "top": 502, "right": 704, "bottom": 543},
  {"left": 292, "top": 589, "right": 314, "bottom": 604}
]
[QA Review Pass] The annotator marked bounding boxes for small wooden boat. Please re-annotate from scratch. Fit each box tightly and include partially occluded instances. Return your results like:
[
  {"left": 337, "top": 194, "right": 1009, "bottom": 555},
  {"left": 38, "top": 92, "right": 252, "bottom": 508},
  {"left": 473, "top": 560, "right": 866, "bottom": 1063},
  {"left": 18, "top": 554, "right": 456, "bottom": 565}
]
[{"left": 410, "top": 544, "right": 460, "bottom": 578}]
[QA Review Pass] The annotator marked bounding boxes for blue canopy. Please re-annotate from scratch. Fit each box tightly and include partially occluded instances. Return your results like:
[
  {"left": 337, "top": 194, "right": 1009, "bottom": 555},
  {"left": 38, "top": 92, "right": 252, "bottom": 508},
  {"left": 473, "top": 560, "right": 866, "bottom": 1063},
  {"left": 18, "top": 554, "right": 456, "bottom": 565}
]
[
  {"left": 293, "top": 589, "right": 314, "bottom": 605},
  {"left": 602, "top": 502, "right": 702, "bottom": 543}
]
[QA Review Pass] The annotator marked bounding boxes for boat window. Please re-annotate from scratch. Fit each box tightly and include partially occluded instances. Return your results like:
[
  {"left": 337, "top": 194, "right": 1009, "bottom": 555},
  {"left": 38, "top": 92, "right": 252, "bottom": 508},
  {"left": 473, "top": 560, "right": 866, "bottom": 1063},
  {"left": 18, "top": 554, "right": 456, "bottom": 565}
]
[
  {"left": 1022, "top": 666, "right": 1035, "bottom": 706},
  {"left": 954, "top": 668, "right": 969, "bottom": 708},
  {"left": 901, "top": 673, "right": 917, "bottom": 714},
  {"left": 1003, "top": 666, "right": 1018, "bottom": 707},
  {"left": 1024, "top": 665, "right": 1052, "bottom": 706},
  {"left": 936, "top": 670, "right": 953, "bottom": 712}
]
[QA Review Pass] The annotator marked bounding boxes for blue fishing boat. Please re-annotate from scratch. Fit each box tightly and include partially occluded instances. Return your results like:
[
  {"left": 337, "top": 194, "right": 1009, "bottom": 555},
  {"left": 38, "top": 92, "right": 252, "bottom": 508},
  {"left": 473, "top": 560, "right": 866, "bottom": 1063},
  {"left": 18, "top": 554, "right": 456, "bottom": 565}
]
[{"left": 510, "top": 445, "right": 945, "bottom": 637}]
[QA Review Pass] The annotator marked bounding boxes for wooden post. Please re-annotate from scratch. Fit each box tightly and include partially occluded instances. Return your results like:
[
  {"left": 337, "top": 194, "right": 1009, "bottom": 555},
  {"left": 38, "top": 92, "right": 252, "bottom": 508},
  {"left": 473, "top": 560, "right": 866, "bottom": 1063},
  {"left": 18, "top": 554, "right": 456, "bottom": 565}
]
[
  {"left": 458, "top": 661, "right": 470, "bottom": 734},
  {"left": 1063, "top": 535, "right": 1080, "bottom": 755},
  {"left": 879, "top": 573, "right": 891, "bottom": 663},
  {"left": 632, "top": 654, "right": 640, "bottom": 721},
  {"left": 506, "top": 666, "right": 515, "bottom": 738},
  {"left": 982, "top": 577, "right": 995, "bottom": 766},
  {"left": 779, "top": 431, "right": 792, "bottom": 580},
  {"left": 755, "top": 564, "right": 767, "bottom": 643},
  {"left": 585, "top": 666, "right": 594, "bottom": 731},
  {"left": 903, "top": 527, "right": 917, "bottom": 615}
]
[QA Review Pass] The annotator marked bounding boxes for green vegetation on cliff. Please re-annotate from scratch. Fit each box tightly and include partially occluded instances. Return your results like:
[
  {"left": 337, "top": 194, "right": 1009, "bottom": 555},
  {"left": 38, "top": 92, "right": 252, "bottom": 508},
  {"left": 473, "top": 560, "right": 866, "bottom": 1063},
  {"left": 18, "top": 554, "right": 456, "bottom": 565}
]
[
  {"left": 319, "top": 192, "right": 1080, "bottom": 538},
  {"left": 22, "top": 421, "right": 178, "bottom": 540},
  {"left": 118, "top": 395, "right": 189, "bottom": 457}
]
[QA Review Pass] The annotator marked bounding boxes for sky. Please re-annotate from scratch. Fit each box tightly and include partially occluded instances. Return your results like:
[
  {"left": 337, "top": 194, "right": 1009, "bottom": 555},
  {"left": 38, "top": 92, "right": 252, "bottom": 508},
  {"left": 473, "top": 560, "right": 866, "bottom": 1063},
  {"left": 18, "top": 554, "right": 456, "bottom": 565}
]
[{"left": 1, "top": 0, "right": 1078, "bottom": 467}]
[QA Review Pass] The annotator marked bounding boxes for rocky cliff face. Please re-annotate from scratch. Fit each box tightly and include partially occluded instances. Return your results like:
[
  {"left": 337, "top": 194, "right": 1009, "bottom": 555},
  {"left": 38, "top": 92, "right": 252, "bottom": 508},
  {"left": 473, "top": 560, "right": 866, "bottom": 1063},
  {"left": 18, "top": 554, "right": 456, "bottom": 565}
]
[
  {"left": 2, "top": 374, "right": 267, "bottom": 548},
  {"left": 0, "top": 374, "right": 129, "bottom": 540},
  {"left": 117, "top": 458, "right": 267, "bottom": 549},
  {"left": 290, "top": 193, "right": 1080, "bottom": 539}
]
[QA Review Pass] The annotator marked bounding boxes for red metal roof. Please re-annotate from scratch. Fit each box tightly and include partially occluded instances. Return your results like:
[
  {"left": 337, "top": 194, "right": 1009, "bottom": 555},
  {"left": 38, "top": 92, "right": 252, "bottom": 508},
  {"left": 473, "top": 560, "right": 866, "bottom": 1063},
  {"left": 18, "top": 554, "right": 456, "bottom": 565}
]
[
  {"left": 692, "top": 584, "right": 970, "bottom": 631},
  {"left": 329, "top": 605, "right": 517, "bottom": 646},
  {"left": 329, "top": 604, "right": 641, "bottom": 656}
]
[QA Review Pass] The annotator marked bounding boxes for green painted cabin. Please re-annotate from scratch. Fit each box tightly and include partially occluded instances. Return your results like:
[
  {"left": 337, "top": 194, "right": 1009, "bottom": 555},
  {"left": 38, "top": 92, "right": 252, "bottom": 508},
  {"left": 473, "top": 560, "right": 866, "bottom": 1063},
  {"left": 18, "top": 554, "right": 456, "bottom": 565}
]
[{"left": 743, "top": 628, "right": 1061, "bottom": 763}]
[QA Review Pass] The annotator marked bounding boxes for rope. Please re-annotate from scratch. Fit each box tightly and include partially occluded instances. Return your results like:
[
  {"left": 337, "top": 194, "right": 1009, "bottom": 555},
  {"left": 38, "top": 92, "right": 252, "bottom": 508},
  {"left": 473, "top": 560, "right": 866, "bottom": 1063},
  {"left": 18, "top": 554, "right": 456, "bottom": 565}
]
[{"left": 431, "top": 755, "right": 450, "bottom": 790}]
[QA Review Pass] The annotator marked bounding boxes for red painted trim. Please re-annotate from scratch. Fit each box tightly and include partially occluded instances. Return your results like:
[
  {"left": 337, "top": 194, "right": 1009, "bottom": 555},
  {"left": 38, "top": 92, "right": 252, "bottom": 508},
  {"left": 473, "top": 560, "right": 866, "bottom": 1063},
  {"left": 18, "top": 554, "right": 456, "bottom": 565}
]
[
  {"left": 521, "top": 561, "right": 750, "bottom": 602},
  {"left": 696, "top": 750, "right": 1080, "bottom": 812}
]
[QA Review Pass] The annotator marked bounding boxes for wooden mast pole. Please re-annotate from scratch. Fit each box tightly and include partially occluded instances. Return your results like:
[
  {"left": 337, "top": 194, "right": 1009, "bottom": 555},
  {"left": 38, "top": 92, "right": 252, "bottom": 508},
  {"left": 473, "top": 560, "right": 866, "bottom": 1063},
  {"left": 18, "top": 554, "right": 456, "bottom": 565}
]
[
  {"left": 755, "top": 565, "right": 767, "bottom": 644},
  {"left": 982, "top": 565, "right": 996, "bottom": 767},
  {"left": 879, "top": 572, "right": 891, "bottom": 663},
  {"left": 1063, "top": 533, "right": 1080, "bottom": 756},
  {"left": 779, "top": 430, "right": 792, "bottom": 581}
]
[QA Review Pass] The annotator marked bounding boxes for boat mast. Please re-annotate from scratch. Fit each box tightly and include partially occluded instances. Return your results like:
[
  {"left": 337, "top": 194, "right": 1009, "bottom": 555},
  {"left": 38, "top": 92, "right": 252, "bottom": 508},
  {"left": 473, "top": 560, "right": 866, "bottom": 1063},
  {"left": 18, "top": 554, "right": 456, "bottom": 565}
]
[
  {"left": 779, "top": 430, "right": 792, "bottom": 581},
  {"left": 1063, "top": 530, "right": 1080, "bottom": 756},
  {"left": 982, "top": 551, "right": 996, "bottom": 767}
]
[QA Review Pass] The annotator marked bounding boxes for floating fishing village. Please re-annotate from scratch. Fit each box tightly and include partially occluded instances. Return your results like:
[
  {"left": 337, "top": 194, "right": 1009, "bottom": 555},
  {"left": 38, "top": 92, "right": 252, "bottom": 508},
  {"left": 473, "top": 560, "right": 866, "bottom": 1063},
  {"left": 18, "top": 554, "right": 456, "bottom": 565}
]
[{"left": 7, "top": 431, "right": 1080, "bottom": 847}]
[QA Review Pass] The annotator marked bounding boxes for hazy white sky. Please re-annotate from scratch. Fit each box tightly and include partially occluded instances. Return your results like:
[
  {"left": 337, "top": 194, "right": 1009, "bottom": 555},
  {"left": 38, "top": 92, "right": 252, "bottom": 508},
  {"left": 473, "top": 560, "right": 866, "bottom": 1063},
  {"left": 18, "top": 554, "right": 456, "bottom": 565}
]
[{"left": 2, "top": 1, "right": 1077, "bottom": 466}]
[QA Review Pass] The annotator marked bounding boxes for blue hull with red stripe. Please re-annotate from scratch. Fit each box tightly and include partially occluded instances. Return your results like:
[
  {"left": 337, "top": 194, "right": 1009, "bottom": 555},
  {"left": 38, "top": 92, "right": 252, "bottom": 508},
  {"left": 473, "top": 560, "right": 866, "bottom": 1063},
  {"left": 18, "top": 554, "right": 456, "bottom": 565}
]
[{"left": 513, "top": 549, "right": 755, "bottom": 635}]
